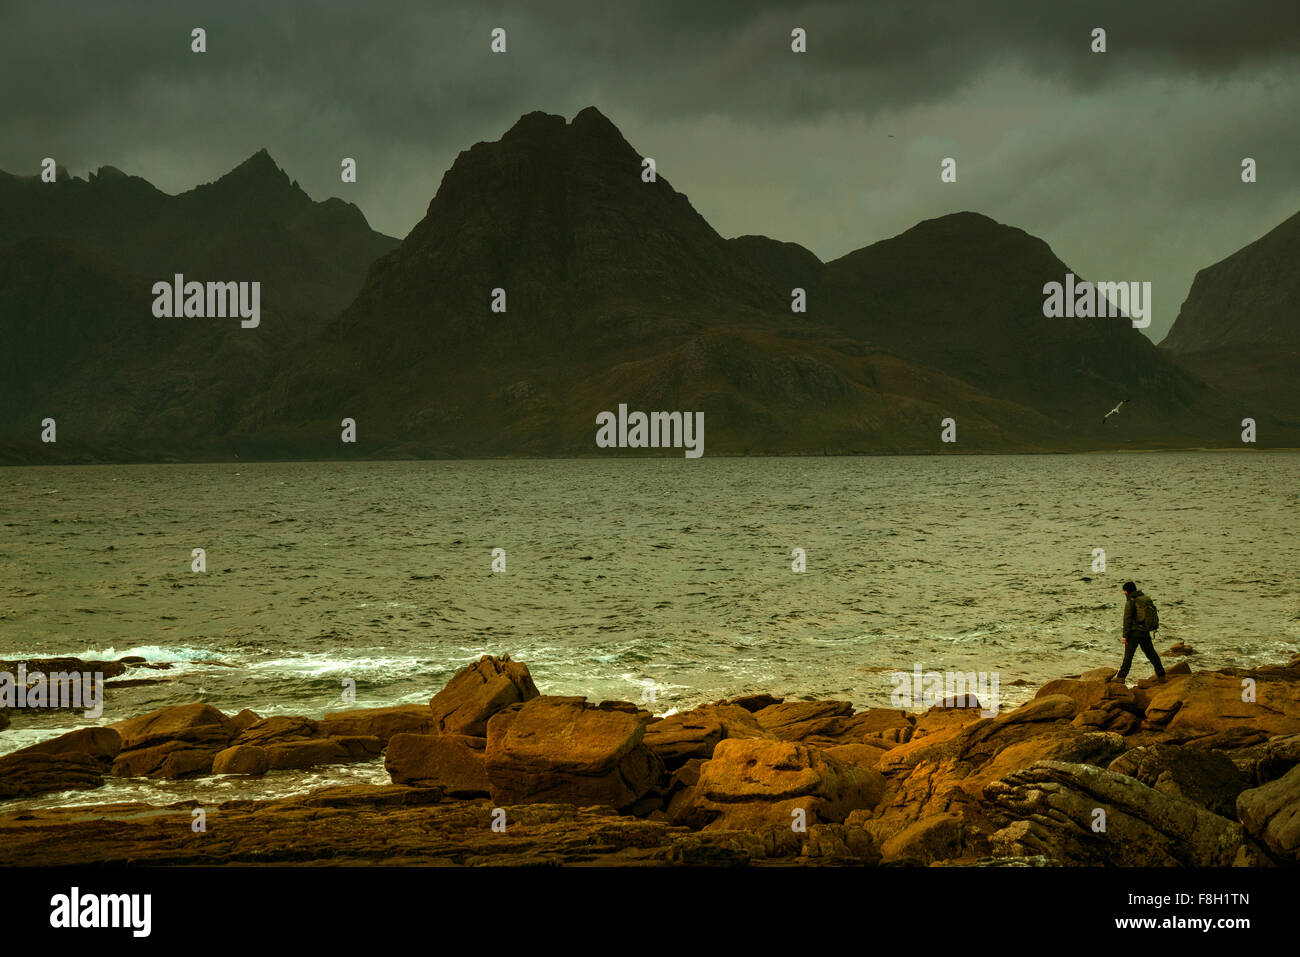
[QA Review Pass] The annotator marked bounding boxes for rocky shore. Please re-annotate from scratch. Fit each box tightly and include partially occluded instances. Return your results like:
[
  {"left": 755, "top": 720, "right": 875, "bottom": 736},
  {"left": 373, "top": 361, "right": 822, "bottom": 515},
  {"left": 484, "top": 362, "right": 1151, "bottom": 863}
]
[{"left": 1, "top": 652, "right": 1298, "bottom": 866}]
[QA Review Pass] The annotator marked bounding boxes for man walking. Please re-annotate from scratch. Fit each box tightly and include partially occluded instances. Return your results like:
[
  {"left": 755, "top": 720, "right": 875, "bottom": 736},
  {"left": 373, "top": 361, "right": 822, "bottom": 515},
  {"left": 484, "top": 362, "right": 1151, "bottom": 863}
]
[{"left": 1114, "top": 581, "right": 1165, "bottom": 683}]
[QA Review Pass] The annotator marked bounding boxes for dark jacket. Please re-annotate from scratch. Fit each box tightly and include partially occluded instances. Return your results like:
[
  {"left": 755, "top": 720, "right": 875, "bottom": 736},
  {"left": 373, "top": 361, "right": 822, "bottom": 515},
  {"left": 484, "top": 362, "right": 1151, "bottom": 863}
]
[{"left": 1123, "top": 591, "right": 1155, "bottom": 637}]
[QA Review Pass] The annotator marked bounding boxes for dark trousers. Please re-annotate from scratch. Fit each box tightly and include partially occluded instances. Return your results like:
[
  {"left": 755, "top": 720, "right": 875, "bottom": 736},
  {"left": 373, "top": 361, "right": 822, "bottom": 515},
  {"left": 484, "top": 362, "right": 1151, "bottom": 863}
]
[{"left": 1117, "top": 631, "right": 1165, "bottom": 680}]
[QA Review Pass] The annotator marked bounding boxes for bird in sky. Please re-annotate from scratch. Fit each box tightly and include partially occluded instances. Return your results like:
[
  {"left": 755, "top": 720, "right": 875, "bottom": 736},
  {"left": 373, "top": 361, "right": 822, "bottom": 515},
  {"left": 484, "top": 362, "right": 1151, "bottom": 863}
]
[{"left": 1102, "top": 399, "right": 1130, "bottom": 425}]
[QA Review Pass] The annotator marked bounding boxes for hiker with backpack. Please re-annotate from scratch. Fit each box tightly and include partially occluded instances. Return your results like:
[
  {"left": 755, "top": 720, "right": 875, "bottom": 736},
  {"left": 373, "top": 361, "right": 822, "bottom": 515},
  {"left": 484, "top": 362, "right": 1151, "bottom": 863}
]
[{"left": 1114, "top": 581, "right": 1166, "bottom": 683}]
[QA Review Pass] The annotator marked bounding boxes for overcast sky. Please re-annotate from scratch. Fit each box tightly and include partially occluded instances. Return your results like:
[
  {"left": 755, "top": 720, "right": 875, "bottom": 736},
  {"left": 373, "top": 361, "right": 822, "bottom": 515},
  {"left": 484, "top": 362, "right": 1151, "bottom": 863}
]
[{"left": 3, "top": 0, "right": 1299, "bottom": 341}]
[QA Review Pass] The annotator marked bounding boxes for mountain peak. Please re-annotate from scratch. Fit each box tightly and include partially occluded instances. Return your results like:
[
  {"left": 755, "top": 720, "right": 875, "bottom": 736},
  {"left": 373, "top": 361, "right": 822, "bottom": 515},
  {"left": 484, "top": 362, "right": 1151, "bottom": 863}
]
[
  {"left": 217, "top": 148, "right": 290, "bottom": 187},
  {"left": 496, "top": 107, "right": 632, "bottom": 151},
  {"left": 570, "top": 105, "right": 617, "bottom": 132},
  {"left": 501, "top": 111, "right": 568, "bottom": 142}
]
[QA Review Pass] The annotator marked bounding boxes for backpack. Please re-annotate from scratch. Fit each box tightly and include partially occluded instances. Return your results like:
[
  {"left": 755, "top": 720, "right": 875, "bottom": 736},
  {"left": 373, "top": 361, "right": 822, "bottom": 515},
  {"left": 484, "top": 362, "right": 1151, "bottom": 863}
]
[{"left": 1135, "top": 595, "right": 1159, "bottom": 632}]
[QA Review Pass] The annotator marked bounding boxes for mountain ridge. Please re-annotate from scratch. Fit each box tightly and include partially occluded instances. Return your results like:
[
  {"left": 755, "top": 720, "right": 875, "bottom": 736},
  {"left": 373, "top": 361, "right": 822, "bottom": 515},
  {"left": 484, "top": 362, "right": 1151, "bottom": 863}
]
[{"left": 3, "top": 107, "right": 1296, "bottom": 463}]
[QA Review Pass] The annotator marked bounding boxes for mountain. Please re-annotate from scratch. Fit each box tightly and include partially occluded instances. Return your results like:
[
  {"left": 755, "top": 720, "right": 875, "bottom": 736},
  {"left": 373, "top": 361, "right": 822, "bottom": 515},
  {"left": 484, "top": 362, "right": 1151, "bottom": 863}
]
[
  {"left": 248, "top": 108, "right": 1239, "bottom": 459},
  {"left": 0, "top": 152, "right": 398, "bottom": 460},
  {"left": 0, "top": 150, "right": 398, "bottom": 321},
  {"left": 1160, "top": 210, "right": 1300, "bottom": 424},
  {"left": 819, "top": 212, "right": 1228, "bottom": 436},
  {"left": 3, "top": 108, "right": 1287, "bottom": 462}
]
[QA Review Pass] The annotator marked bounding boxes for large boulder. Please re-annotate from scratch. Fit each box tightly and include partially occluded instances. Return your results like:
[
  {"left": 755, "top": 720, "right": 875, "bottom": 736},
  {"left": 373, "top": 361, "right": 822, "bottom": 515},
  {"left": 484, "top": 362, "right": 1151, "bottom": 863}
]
[
  {"left": 1142, "top": 673, "right": 1300, "bottom": 740},
  {"left": 1236, "top": 764, "right": 1300, "bottom": 863},
  {"left": 1037, "top": 678, "right": 1138, "bottom": 715},
  {"left": 212, "top": 745, "right": 269, "bottom": 776},
  {"left": 430, "top": 655, "right": 539, "bottom": 737},
  {"left": 264, "top": 738, "right": 353, "bottom": 770},
  {"left": 0, "top": 751, "right": 105, "bottom": 799},
  {"left": 0, "top": 726, "right": 122, "bottom": 799},
  {"left": 484, "top": 696, "right": 660, "bottom": 809},
  {"left": 319, "top": 704, "right": 438, "bottom": 744},
  {"left": 386, "top": 733, "right": 490, "bottom": 797},
  {"left": 12, "top": 726, "right": 121, "bottom": 762},
  {"left": 984, "top": 760, "right": 1244, "bottom": 866},
  {"left": 231, "top": 716, "right": 378, "bottom": 770},
  {"left": 233, "top": 715, "right": 321, "bottom": 746},
  {"left": 110, "top": 703, "right": 237, "bottom": 779},
  {"left": 112, "top": 703, "right": 235, "bottom": 751},
  {"left": 112, "top": 740, "right": 226, "bottom": 779},
  {"left": 642, "top": 703, "right": 774, "bottom": 768},
  {"left": 681, "top": 738, "right": 885, "bottom": 830},
  {"left": 1107, "top": 745, "right": 1247, "bottom": 818}
]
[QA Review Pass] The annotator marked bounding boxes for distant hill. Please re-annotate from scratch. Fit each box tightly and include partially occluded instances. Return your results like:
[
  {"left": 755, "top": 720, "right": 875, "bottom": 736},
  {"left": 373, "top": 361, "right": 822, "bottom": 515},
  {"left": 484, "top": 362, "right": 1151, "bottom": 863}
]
[{"left": 1160, "top": 210, "right": 1300, "bottom": 426}]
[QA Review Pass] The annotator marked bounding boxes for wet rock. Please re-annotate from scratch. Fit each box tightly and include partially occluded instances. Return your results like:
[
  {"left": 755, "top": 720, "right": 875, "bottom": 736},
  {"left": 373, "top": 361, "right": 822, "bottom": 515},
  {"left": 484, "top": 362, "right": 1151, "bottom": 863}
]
[
  {"left": 718, "top": 693, "right": 783, "bottom": 713},
  {"left": 229, "top": 709, "right": 261, "bottom": 736},
  {"left": 212, "top": 745, "right": 269, "bottom": 776},
  {"left": 0, "top": 727, "right": 121, "bottom": 799},
  {"left": 233, "top": 715, "right": 321, "bottom": 746},
  {"left": 14, "top": 727, "right": 121, "bottom": 762},
  {"left": 113, "top": 740, "right": 226, "bottom": 779},
  {"left": 332, "top": 735, "right": 384, "bottom": 760},
  {"left": 319, "top": 704, "right": 438, "bottom": 744},
  {"left": 112, "top": 703, "right": 235, "bottom": 751},
  {"left": 0, "top": 657, "right": 128, "bottom": 682},
  {"left": 386, "top": 733, "right": 490, "bottom": 797},
  {"left": 265, "top": 738, "right": 352, "bottom": 771},
  {"left": 0, "top": 751, "right": 105, "bottom": 799},
  {"left": 0, "top": 785, "right": 762, "bottom": 867},
  {"left": 485, "top": 696, "right": 661, "bottom": 810},
  {"left": 110, "top": 703, "right": 237, "bottom": 779},
  {"left": 430, "top": 654, "right": 539, "bottom": 736}
]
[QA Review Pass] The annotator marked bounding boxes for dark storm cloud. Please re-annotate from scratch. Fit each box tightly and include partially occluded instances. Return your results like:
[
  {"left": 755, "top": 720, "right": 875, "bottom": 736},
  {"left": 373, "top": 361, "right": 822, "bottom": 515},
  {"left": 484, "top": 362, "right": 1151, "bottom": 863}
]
[{"left": 2, "top": 0, "right": 1298, "bottom": 340}]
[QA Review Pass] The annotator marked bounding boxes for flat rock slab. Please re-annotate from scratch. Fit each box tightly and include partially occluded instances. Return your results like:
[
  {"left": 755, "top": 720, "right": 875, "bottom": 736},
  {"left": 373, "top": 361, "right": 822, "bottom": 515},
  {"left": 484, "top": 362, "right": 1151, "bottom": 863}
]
[{"left": 0, "top": 786, "right": 803, "bottom": 867}]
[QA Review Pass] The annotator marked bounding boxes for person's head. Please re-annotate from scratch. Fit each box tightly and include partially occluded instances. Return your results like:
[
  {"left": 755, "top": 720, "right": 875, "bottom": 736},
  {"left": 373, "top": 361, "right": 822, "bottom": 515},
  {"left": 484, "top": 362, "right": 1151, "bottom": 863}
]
[{"left": 1122, "top": 581, "right": 1137, "bottom": 596}]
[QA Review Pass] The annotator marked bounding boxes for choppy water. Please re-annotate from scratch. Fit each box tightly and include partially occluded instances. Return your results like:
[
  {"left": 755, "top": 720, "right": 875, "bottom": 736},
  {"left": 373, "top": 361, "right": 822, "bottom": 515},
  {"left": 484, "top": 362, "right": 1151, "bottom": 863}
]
[{"left": 2, "top": 453, "right": 1298, "bottom": 808}]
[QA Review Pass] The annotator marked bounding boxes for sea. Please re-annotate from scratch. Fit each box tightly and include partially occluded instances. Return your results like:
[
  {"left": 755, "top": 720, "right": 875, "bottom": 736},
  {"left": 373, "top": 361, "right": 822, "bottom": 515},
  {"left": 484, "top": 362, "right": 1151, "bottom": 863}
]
[{"left": 2, "top": 452, "right": 1297, "bottom": 809}]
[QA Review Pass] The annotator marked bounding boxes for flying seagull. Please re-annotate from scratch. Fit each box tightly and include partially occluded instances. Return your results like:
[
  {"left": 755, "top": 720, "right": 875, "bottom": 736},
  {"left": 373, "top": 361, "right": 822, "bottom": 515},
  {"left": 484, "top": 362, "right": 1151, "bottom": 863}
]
[{"left": 1102, "top": 399, "right": 1130, "bottom": 425}]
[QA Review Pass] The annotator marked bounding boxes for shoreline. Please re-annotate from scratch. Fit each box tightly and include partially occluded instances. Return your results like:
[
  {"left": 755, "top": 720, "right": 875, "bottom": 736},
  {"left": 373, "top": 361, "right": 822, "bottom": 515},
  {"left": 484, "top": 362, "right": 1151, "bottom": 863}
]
[
  {"left": 2, "top": 651, "right": 1298, "bottom": 866},
  {"left": 4, "top": 446, "right": 1300, "bottom": 469}
]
